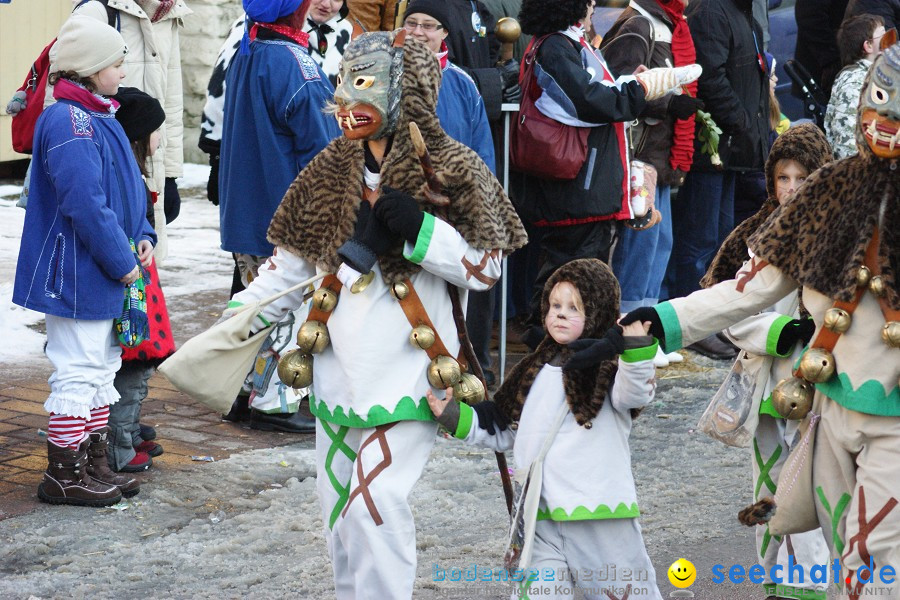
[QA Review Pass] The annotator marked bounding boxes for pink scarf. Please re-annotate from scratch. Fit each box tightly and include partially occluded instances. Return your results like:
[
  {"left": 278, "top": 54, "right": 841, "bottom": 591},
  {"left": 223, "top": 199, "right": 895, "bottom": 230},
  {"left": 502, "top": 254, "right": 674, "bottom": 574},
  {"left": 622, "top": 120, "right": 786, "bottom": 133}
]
[{"left": 53, "top": 78, "right": 119, "bottom": 113}]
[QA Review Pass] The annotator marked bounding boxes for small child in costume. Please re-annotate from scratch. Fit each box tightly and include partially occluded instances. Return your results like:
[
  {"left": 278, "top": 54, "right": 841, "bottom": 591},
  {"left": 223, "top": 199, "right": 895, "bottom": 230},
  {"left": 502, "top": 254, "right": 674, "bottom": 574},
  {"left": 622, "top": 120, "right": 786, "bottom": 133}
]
[
  {"left": 12, "top": 15, "right": 156, "bottom": 506},
  {"left": 107, "top": 86, "right": 177, "bottom": 473},
  {"left": 426, "top": 259, "right": 662, "bottom": 600},
  {"left": 700, "top": 122, "right": 834, "bottom": 599}
]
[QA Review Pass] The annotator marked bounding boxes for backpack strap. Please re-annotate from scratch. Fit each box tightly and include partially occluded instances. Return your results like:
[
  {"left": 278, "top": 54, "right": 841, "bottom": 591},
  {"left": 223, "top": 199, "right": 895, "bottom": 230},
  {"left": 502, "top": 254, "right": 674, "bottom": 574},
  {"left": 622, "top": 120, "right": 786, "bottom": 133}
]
[{"left": 74, "top": 0, "right": 120, "bottom": 30}]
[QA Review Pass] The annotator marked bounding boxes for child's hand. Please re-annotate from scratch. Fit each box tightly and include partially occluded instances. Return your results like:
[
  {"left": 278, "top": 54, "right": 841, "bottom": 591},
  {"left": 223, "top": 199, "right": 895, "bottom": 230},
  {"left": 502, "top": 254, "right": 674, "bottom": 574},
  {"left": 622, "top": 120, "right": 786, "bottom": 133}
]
[
  {"left": 137, "top": 240, "right": 154, "bottom": 267},
  {"left": 120, "top": 265, "right": 139, "bottom": 285},
  {"left": 622, "top": 320, "right": 651, "bottom": 337},
  {"left": 425, "top": 386, "right": 454, "bottom": 417}
]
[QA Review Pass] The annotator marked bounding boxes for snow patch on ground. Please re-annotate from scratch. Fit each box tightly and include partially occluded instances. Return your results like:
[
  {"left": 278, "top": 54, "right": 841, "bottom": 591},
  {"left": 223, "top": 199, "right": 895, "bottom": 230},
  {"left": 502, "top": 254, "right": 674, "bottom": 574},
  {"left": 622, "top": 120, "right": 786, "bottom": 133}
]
[{"left": 175, "top": 163, "right": 212, "bottom": 190}]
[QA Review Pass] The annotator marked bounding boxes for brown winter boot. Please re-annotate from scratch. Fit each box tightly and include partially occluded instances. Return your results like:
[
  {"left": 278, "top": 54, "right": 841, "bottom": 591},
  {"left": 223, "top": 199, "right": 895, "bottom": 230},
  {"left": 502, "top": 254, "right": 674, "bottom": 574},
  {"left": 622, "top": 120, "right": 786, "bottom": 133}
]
[
  {"left": 86, "top": 427, "right": 140, "bottom": 498},
  {"left": 37, "top": 440, "right": 123, "bottom": 507}
]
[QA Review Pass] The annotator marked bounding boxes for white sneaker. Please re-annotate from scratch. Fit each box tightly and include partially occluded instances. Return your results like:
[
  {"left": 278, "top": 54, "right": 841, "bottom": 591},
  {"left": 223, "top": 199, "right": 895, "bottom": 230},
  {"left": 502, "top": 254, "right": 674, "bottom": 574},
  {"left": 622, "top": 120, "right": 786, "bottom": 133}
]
[
  {"left": 666, "top": 351, "right": 684, "bottom": 364},
  {"left": 653, "top": 346, "right": 670, "bottom": 368}
]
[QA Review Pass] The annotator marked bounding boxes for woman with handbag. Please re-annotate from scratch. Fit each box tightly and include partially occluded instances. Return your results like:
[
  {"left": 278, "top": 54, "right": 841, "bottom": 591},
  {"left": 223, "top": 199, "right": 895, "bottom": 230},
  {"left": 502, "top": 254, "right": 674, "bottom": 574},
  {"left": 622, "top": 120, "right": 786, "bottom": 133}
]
[
  {"left": 701, "top": 123, "right": 833, "bottom": 600},
  {"left": 11, "top": 17, "right": 156, "bottom": 507},
  {"left": 513, "top": 0, "right": 700, "bottom": 331}
]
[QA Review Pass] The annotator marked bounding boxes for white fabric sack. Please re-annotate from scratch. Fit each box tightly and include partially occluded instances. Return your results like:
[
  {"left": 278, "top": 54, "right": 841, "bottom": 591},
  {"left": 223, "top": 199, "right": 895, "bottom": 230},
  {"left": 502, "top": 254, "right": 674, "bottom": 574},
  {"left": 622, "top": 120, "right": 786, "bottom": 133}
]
[{"left": 158, "top": 273, "right": 325, "bottom": 414}]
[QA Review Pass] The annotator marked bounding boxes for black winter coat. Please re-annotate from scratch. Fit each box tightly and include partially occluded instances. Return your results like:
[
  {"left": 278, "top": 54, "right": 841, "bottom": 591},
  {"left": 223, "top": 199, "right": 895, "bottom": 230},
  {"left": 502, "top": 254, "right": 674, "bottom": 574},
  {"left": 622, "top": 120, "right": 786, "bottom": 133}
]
[
  {"left": 516, "top": 34, "right": 646, "bottom": 226},
  {"left": 686, "top": 0, "right": 769, "bottom": 172}
]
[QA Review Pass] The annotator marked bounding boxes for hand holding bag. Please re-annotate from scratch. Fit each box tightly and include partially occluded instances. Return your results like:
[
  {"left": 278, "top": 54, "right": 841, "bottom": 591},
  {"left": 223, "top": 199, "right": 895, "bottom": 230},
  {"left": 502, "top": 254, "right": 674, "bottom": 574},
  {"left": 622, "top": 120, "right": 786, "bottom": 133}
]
[
  {"left": 509, "top": 35, "right": 590, "bottom": 181},
  {"left": 158, "top": 273, "right": 326, "bottom": 414}
]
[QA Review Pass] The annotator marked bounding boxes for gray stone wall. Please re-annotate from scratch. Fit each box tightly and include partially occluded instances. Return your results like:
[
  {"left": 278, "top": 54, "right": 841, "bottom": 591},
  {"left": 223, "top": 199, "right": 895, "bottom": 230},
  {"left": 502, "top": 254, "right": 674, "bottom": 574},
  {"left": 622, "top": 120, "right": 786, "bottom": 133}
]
[{"left": 180, "top": 0, "right": 243, "bottom": 164}]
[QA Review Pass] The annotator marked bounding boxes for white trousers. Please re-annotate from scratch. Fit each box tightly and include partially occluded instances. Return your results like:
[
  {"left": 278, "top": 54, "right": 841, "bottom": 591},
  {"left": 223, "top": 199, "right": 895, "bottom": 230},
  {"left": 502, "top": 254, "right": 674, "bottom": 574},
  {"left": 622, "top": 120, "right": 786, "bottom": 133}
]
[
  {"left": 517, "top": 518, "right": 662, "bottom": 600},
  {"left": 316, "top": 418, "right": 438, "bottom": 600},
  {"left": 44, "top": 315, "right": 121, "bottom": 419}
]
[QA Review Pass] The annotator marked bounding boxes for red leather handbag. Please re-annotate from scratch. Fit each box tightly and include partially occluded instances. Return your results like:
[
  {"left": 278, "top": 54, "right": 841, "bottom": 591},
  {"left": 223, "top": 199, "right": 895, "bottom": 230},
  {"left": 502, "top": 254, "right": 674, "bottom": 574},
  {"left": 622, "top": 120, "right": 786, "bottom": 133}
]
[{"left": 510, "top": 34, "right": 591, "bottom": 181}]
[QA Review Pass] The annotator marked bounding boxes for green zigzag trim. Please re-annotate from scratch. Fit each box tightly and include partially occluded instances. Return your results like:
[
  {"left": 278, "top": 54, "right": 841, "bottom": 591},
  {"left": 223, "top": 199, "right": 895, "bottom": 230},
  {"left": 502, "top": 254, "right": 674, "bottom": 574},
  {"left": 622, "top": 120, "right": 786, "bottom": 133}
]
[
  {"left": 536, "top": 502, "right": 640, "bottom": 521},
  {"left": 309, "top": 392, "right": 435, "bottom": 428},
  {"left": 817, "top": 372, "right": 900, "bottom": 417}
]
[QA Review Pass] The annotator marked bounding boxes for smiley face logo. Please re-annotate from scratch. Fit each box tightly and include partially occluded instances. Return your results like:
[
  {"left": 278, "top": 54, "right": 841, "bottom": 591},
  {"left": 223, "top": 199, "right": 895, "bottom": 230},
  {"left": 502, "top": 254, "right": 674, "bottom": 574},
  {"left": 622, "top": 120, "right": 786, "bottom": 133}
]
[{"left": 667, "top": 559, "right": 696, "bottom": 588}]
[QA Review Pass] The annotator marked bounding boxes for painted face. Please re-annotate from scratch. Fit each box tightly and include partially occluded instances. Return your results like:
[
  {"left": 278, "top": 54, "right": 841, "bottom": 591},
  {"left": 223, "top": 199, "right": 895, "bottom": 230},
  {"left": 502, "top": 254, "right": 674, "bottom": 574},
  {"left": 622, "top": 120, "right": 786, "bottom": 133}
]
[
  {"left": 309, "top": 0, "right": 342, "bottom": 24},
  {"left": 773, "top": 159, "right": 808, "bottom": 205},
  {"left": 858, "top": 43, "right": 900, "bottom": 159},
  {"left": 331, "top": 33, "right": 404, "bottom": 140},
  {"left": 91, "top": 59, "right": 126, "bottom": 96},
  {"left": 544, "top": 282, "right": 586, "bottom": 345}
]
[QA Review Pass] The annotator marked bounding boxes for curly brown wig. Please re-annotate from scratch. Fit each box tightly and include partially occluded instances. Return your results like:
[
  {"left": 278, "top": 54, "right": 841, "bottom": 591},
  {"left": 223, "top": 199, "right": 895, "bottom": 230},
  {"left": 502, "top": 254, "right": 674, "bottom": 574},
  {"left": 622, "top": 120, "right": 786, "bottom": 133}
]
[{"left": 518, "top": 0, "right": 592, "bottom": 36}]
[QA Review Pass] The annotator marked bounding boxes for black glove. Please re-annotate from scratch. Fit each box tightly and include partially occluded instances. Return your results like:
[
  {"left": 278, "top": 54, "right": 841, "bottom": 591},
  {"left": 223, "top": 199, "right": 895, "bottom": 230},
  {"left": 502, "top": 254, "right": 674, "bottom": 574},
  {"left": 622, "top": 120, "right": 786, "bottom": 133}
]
[
  {"left": 619, "top": 307, "right": 664, "bottom": 343},
  {"left": 373, "top": 186, "right": 424, "bottom": 244},
  {"left": 207, "top": 153, "right": 220, "bottom": 206},
  {"left": 563, "top": 326, "right": 626, "bottom": 372},
  {"left": 669, "top": 94, "right": 705, "bottom": 120},
  {"left": 472, "top": 401, "right": 511, "bottom": 436},
  {"left": 164, "top": 177, "right": 181, "bottom": 224},
  {"left": 776, "top": 317, "right": 816, "bottom": 355},
  {"left": 497, "top": 59, "right": 521, "bottom": 104},
  {"left": 337, "top": 201, "right": 397, "bottom": 273}
]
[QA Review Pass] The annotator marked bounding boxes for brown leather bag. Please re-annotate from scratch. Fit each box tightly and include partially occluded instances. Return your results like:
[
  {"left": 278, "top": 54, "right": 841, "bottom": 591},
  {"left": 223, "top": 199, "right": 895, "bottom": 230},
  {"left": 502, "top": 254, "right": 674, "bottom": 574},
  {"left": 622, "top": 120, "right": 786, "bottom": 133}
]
[{"left": 510, "top": 35, "right": 591, "bottom": 181}]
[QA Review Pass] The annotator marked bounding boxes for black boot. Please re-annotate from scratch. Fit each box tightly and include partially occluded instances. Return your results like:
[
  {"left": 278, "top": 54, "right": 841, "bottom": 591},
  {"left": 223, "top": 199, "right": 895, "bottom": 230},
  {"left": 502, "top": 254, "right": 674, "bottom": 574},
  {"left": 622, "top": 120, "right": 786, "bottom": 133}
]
[
  {"left": 249, "top": 409, "right": 316, "bottom": 433},
  {"left": 222, "top": 394, "right": 251, "bottom": 422}
]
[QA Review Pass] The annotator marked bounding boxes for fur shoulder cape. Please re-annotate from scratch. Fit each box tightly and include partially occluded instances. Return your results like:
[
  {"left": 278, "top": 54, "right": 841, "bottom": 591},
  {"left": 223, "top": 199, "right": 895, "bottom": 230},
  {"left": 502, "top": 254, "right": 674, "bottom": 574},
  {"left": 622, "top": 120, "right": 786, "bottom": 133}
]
[
  {"left": 748, "top": 153, "right": 899, "bottom": 310},
  {"left": 266, "top": 36, "right": 527, "bottom": 284}
]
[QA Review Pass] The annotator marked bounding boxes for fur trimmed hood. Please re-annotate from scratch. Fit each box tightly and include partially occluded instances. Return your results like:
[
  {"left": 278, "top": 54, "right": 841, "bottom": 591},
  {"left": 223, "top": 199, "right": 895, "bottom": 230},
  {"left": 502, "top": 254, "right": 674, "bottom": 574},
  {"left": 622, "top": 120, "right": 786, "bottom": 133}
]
[
  {"left": 266, "top": 32, "right": 527, "bottom": 283},
  {"left": 494, "top": 259, "right": 624, "bottom": 427},
  {"left": 702, "top": 123, "right": 833, "bottom": 288}
]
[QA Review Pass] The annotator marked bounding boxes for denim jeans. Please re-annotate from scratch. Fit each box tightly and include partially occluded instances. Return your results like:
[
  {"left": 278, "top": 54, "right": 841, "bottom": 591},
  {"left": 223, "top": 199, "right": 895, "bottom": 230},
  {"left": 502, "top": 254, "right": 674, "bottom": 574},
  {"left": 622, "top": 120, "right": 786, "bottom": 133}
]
[
  {"left": 612, "top": 185, "right": 672, "bottom": 313},
  {"left": 664, "top": 170, "right": 736, "bottom": 299}
]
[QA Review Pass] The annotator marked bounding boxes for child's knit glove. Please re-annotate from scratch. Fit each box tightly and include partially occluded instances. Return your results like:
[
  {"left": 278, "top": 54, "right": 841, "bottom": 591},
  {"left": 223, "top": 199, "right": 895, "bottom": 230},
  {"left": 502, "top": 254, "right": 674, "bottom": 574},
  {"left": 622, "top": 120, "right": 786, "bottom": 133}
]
[
  {"left": 337, "top": 200, "right": 397, "bottom": 273},
  {"left": 775, "top": 317, "right": 816, "bottom": 355},
  {"left": 563, "top": 326, "right": 626, "bottom": 372},
  {"left": 374, "top": 186, "right": 424, "bottom": 244},
  {"left": 635, "top": 64, "right": 702, "bottom": 101},
  {"left": 5, "top": 91, "right": 26, "bottom": 116},
  {"left": 619, "top": 307, "right": 664, "bottom": 344},
  {"left": 473, "top": 401, "right": 511, "bottom": 435}
]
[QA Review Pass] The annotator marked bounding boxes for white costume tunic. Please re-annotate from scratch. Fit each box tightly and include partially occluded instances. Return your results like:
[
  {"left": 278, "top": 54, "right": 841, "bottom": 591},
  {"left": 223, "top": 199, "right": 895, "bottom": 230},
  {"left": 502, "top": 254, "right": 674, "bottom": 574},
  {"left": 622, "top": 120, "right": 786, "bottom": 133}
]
[
  {"left": 230, "top": 211, "right": 501, "bottom": 600},
  {"left": 453, "top": 350, "right": 662, "bottom": 599}
]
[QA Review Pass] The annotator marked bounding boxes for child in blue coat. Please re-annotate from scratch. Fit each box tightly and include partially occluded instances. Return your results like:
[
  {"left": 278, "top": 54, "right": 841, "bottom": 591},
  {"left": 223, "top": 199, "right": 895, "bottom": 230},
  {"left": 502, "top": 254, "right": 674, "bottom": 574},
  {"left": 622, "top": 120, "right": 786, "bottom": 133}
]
[{"left": 12, "top": 15, "right": 156, "bottom": 507}]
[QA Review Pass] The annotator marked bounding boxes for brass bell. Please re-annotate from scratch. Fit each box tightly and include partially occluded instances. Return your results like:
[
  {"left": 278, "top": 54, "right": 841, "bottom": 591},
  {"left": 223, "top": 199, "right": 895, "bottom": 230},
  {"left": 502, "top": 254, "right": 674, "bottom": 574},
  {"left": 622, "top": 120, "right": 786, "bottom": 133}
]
[
  {"left": 390, "top": 281, "right": 410, "bottom": 300},
  {"left": 452, "top": 372, "right": 486, "bottom": 405},
  {"left": 296, "top": 320, "right": 330, "bottom": 354},
  {"left": 869, "top": 276, "right": 885, "bottom": 297},
  {"left": 277, "top": 349, "right": 314, "bottom": 389},
  {"left": 312, "top": 288, "right": 338, "bottom": 312},
  {"left": 771, "top": 377, "right": 814, "bottom": 420},
  {"left": 427, "top": 355, "right": 462, "bottom": 388},
  {"left": 797, "top": 347, "right": 836, "bottom": 383},
  {"left": 882, "top": 321, "right": 900, "bottom": 348},
  {"left": 409, "top": 325, "right": 436, "bottom": 350},
  {"left": 350, "top": 270, "right": 375, "bottom": 294},
  {"left": 857, "top": 266, "right": 871, "bottom": 287},
  {"left": 823, "top": 308, "right": 852, "bottom": 334}
]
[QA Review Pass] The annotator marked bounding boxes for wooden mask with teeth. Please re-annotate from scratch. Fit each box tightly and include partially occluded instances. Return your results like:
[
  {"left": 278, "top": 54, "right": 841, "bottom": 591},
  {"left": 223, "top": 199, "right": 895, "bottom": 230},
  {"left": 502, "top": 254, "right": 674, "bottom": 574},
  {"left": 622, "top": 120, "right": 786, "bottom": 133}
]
[
  {"left": 331, "top": 31, "right": 406, "bottom": 140},
  {"left": 857, "top": 42, "right": 900, "bottom": 159}
]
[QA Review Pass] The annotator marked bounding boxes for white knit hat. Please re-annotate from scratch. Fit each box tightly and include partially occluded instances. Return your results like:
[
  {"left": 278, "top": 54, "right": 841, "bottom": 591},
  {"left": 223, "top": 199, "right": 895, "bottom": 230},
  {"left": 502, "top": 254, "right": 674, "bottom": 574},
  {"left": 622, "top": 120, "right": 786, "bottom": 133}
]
[{"left": 52, "top": 15, "right": 128, "bottom": 77}]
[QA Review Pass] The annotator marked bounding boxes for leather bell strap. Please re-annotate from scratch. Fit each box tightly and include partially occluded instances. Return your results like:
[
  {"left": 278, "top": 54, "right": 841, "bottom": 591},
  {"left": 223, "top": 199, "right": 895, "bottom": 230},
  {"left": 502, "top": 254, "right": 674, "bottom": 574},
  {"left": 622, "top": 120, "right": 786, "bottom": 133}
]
[
  {"left": 394, "top": 278, "right": 467, "bottom": 369},
  {"left": 306, "top": 274, "right": 343, "bottom": 325},
  {"left": 798, "top": 227, "right": 891, "bottom": 367},
  {"left": 865, "top": 227, "right": 900, "bottom": 323}
]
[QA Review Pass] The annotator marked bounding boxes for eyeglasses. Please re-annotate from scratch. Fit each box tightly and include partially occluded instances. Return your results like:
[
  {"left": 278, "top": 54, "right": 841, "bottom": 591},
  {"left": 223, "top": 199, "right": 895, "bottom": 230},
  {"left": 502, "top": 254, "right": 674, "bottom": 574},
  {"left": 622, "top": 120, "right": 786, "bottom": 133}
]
[{"left": 403, "top": 18, "right": 443, "bottom": 33}]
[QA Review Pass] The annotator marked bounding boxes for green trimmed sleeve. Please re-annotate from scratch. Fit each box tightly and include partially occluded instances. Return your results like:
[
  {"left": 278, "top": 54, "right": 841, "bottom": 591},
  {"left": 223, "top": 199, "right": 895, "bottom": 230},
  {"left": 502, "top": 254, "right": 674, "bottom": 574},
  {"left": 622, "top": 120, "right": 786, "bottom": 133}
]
[
  {"left": 402, "top": 212, "right": 436, "bottom": 265},
  {"left": 655, "top": 302, "right": 682, "bottom": 352},
  {"left": 766, "top": 315, "right": 795, "bottom": 358},
  {"left": 454, "top": 402, "right": 474, "bottom": 439},
  {"left": 621, "top": 339, "right": 659, "bottom": 363}
]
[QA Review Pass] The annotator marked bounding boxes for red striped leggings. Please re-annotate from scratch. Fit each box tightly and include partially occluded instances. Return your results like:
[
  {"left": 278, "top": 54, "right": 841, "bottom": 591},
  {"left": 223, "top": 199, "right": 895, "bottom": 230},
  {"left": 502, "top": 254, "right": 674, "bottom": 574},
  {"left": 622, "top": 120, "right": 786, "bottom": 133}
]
[{"left": 47, "top": 406, "right": 110, "bottom": 449}]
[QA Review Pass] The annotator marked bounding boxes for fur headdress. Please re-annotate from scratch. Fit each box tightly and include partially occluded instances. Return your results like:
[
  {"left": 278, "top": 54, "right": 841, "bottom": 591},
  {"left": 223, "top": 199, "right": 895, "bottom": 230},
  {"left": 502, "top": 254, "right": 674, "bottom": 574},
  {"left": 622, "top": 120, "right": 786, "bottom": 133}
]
[
  {"left": 266, "top": 33, "right": 527, "bottom": 283},
  {"left": 701, "top": 123, "right": 833, "bottom": 288},
  {"left": 494, "top": 259, "right": 623, "bottom": 427}
]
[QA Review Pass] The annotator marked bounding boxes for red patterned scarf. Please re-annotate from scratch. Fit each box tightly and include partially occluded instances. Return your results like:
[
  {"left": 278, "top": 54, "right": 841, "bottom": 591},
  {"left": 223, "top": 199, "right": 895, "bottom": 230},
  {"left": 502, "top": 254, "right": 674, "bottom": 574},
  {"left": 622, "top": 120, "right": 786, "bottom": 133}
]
[
  {"left": 657, "top": 0, "right": 696, "bottom": 172},
  {"left": 250, "top": 22, "right": 310, "bottom": 47},
  {"left": 134, "top": 0, "right": 176, "bottom": 23}
]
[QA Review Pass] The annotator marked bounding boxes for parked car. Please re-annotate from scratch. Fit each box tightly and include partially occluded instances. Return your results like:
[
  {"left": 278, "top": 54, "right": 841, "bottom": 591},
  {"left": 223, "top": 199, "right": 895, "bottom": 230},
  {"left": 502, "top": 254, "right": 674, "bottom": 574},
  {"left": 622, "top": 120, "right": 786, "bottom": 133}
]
[{"left": 593, "top": 0, "right": 803, "bottom": 120}]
